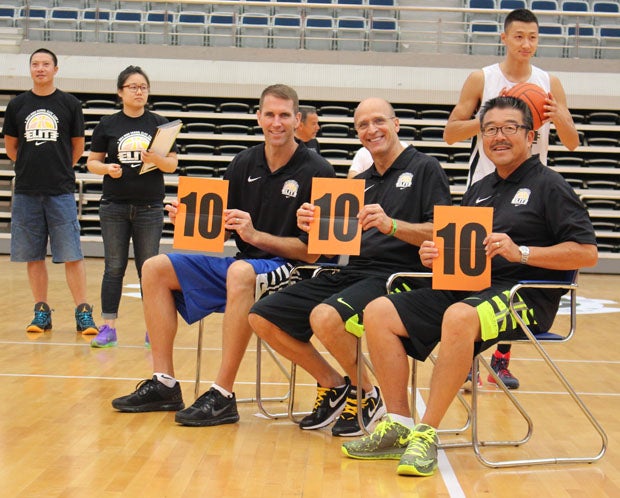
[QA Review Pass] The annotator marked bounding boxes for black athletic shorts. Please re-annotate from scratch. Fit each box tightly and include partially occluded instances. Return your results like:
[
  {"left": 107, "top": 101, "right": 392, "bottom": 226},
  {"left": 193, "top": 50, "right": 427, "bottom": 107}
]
[{"left": 250, "top": 268, "right": 425, "bottom": 343}]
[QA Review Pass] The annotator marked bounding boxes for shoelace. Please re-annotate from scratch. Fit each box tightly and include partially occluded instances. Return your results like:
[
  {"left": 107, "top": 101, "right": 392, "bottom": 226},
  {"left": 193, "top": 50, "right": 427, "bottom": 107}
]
[
  {"left": 404, "top": 428, "right": 436, "bottom": 457},
  {"left": 32, "top": 310, "right": 50, "bottom": 324},
  {"left": 312, "top": 386, "right": 330, "bottom": 410},
  {"left": 494, "top": 358, "right": 515, "bottom": 379},
  {"left": 76, "top": 310, "right": 96, "bottom": 327},
  {"left": 340, "top": 395, "right": 359, "bottom": 419}
]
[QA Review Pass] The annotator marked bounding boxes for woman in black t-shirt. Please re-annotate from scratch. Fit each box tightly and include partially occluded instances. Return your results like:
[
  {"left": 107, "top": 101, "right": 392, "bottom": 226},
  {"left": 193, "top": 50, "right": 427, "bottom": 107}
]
[{"left": 87, "top": 66, "right": 178, "bottom": 348}]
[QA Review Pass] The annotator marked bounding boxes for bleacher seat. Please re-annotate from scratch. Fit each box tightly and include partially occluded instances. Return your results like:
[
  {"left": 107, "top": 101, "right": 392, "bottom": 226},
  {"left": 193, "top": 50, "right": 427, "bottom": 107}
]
[
  {"left": 47, "top": 7, "right": 79, "bottom": 42},
  {"left": 237, "top": 12, "right": 270, "bottom": 48},
  {"left": 592, "top": 2, "right": 620, "bottom": 25},
  {"left": 530, "top": 0, "right": 561, "bottom": 23},
  {"left": 111, "top": 10, "right": 143, "bottom": 44},
  {"left": 207, "top": 12, "right": 236, "bottom": 47},
  {"left": 218, "top": 123, "right": 253, "bottom": 134},
  {"left": 273, "top": 0, "right": 304, "bottom": 15},
  {"left": 418, "top": 109, "right": 451, "bottom": 120},
  {"left": 319, "top": 123, "right": 352, "bottom": 137},
  {"left": 0, "top": 5, "right": 14, "bottom": 28},
  {"left": 565, "top": 23, "right": 598, "bottom": 58},
  {"left": 175, "top": 11, "right": 207, "bottom": 46},
  {"left": 16, "top": 7, "right": 48, "bottom": 41},
  {"left": 586, "top": 137, "right": 620, "bottom": 147},
  {"left": 537, "top": 23, "right": 566, "bottom": 57},
  {"left": 304, "top": 15, "right": 334, "bottom": 50},
  {"left": 184, "top": 144, "right": 217, "bottom": 155},
  {"left": 335, "top": 16, "right": 367, "bottom": 51},
  {"left": 498, "top": 0, "right": 527, "bottom": 11},
  {"left": 242, "top": 0, "right": 275, "bottom": 15},
  {"left": 586, "top": 158, "right": 620, "bottom": 168},
  {"left": 320, "top": 148, "right": 350, "bottom": 159},
  {"left": 272, "top": 13, "right": 302, "bottom": 49},
  {"left": 218, "top": 144, "right": 249, "bottom": 155},
  {"left": 560, "top": 1, "right": 591, "bottom": 25},
  {"left": 397, "top": 125, "right": 417, "bottom": 140},
  {"left": 393, "top": 107, "right": 417, "bottom": 118},
  {"left": 82, "top": 99, "right": 117, "bottom": 109},
  {"left": 185, "top": 102, "right": 217, "bottom": 112},
  {"left": 305, "top": 0, "right": 335, "bottom": 16},
  {"left": 81, "top": 8, "right": 111, "bottom": 43},
  {"left": 182, "top": 164, "right": 218, "bottom": 177},
  {"left": 368, "top": 17, "right": 400, "bottom": 52},
  {"left": 184, "top": 122, "right": 218, "bottom": 133},
  {"left": 466, "top": 0, "right": 498, "bottom": 23},
  {"left": 335, "top": 0, "right": 366, "bottom": 18},
  {"left": 599, "top": 25, "right": 620, "bottom": 59},
  {"left": 368, "top": 0, "right": 398, "bottom": 19},
  {"left": 151, "top": 101, "right": 185, "bottom": 111},
  {"left": 419, "top": 126, "right": 445, "bottom": 141},
  {"left": 143, "top": 10, "right": 174, "bottom": 45},
  {"left": 218, "top": 102, "right": 252, "bottom": 113},
  {"left": 468, "top": 20, "right": 501, "bottom": 55},
  {"left": 178, "top": 3, "right": 212, "bottom": 14},
  {"left": 318, "top": 105, "right": 351, "bottom": 115}
]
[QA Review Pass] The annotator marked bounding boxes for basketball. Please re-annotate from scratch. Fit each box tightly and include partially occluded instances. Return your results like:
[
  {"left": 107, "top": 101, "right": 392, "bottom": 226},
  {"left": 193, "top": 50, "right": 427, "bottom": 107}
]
[{"left": 504, "top": 82, "right": 548, "bottom": 131}]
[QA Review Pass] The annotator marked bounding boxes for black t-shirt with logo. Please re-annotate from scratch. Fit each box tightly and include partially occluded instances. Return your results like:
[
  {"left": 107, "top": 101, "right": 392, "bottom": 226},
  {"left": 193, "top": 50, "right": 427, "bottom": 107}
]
[
  {"left": 90, "top": 110, "right": 177, "bottom": 204},
  {"left": 3, "top": 89, "right": 84, "bottom": 195},
  {"left": 224, "top": 142, "right": 335, "bottom": 260}
]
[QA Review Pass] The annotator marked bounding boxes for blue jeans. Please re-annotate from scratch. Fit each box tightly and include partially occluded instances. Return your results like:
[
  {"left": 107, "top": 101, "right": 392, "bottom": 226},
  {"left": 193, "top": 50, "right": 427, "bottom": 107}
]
[{"left": 99, "top": 200, "right": 164, "bottom": 319}]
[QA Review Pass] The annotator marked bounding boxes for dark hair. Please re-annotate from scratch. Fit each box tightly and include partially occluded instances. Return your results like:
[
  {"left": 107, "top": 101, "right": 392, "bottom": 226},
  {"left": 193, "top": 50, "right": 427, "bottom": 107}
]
[
  {"left": 504, "top": 8, "right": 539, "bottom": 31},
  {"left": 299, "top": 105, "right": 318, "bottom": 122},
  {"left": 116, "top": 65, "right": 150, "bottom": 90},
  {"left": 259, "top": 84, "right": 299, "bottom": 114},
  {"left": 30, "top": 48, "right": 58, "bottom": 67},
  {"left": 479, "top": 96, "right": 534, "bottom": 132}
]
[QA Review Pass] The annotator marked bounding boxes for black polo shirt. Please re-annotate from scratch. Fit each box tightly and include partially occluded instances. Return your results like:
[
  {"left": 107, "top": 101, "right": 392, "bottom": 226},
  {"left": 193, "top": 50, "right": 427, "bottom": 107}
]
[
  {"left": 224, "top": 141, "right": 335, "bottom": 259},
  {"left": 347, "top": 145, "right": 452, "bottom": 275},
  {"left": 463, "top": 156, "right": 597, "bottom": 327}
]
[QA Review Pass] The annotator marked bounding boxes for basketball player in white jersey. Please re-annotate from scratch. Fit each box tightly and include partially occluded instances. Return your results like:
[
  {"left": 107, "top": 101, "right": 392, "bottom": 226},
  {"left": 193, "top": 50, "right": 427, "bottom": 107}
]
[{"left": 443, "top": 8, "right": 579, "bottom": 389}]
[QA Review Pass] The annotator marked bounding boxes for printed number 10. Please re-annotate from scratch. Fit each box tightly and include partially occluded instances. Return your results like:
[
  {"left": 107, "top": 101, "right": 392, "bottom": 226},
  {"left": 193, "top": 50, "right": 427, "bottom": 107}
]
[
  {"left": 436, "top": 222, "right": 487, "bottom": 276},
  {"left": 179, "top": 192, "right": 224, "bottom": 239},
  {"left": 314, "top": 192, "right": 360, "bottom": 242}
]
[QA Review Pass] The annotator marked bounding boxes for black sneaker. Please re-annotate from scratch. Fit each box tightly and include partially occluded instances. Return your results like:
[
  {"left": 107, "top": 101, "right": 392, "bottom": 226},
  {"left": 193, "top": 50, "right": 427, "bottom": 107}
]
[
  {"left": 299, "top": 376, "right": 351, "bottom": 430},
  {"left": 26, "top": 301, "right": 52, "bottom": 333},
  {"left": 488, "top": 351, "right": 520, "bottom": 389},
  {"left": 332, "top": 386, "right": 387, "bottom": 437},
  {"left": 112, "top": 376, "right": 185, "bottom": 412},
  {"left": 75, "top": 302, "right": 98, "bottom": 335},
  {"left": 175, "top": 387, "right": 240, "bottom": 427}
]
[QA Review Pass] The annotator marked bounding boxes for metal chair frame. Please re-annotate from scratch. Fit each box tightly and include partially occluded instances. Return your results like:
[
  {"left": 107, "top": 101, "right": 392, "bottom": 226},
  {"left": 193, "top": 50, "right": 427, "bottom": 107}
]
[{"left": 358, "top": 270, "right": 607, "bottom": 467}]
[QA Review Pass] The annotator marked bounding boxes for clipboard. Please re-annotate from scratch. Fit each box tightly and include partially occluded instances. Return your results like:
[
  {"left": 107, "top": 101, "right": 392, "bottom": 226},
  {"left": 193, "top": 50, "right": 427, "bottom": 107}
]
[{"left": 139, "top": 119, "right": 182, "bottom": 174}]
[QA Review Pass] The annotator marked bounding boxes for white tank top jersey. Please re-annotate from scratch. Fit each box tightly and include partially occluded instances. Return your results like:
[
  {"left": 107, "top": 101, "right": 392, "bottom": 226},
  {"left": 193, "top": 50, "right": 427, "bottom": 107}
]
[{"left": 468, "top": 63, "right": 551, "bottom": 186}]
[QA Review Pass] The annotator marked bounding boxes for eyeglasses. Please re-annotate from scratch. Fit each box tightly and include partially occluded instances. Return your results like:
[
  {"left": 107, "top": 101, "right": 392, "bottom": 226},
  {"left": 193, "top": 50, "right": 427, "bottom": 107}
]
[
  {"left": 354, "top": 116, "right": 395, "bottom": 132},
  {"left": 122, "top": 84, "right": 149, "bottom": 93},
  {"left": 481, "top": 124, "right": 528, "bottom": 137}
]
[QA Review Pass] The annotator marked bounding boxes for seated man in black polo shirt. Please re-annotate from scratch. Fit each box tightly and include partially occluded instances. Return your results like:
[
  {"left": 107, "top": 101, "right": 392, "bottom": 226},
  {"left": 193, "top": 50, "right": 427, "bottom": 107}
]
[
  {"left": 249, "top": 97, "right": 452, "bottom": 437},
  {"left": 341, "top": 96, "right": 598, "bottom": 477},
  {"left": 111, "top": 84, "right": 335, "bottom": 426}
]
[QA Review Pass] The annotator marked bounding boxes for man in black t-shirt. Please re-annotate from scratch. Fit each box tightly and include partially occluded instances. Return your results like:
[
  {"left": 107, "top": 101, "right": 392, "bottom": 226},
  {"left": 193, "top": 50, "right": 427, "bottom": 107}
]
[
  {"left": 2, "top": 48, "right": 98, "bottom": 336},
  {"left": 249, "top": 98, "right": 452, "bottom": 437},
  {"left": 111, "top": 84, "right": 335, "bottom": 425},
  {"left": 341, "top": 97, "right": 597, "bottom": 478}
]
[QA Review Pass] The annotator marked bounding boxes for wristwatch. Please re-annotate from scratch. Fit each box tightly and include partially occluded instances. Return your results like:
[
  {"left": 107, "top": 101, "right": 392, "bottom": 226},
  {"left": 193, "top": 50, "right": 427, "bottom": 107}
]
[{"left": 519, "top": 245, "right": 530, "bottom": 265}]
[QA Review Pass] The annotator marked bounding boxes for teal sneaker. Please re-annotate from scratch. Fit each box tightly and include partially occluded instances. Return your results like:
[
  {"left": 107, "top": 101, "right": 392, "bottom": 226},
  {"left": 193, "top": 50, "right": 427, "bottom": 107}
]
[
  {"left": 26, "top": 302, "right": 52, "bottom": 333},
  {"left": 91, "top": 325, "right": 118, "bottom": 348},
  {"left": 397, "top": 423, "right": 438, "bottom": 477},
  {"left": 341, "top": 417, "right": 411, "bottom": 460},
  {"left": 75, "top": 303, "right": 98, "bottom": 335}
]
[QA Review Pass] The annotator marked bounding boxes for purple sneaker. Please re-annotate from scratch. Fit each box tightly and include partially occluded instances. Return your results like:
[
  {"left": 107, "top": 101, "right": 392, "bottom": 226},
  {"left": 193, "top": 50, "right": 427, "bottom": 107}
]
[
  {"left": 90, "top": 324, "right": 118, "bottom": 348},
  {"left": 145, "top": 331, "right": 150, "bottom": 348}
]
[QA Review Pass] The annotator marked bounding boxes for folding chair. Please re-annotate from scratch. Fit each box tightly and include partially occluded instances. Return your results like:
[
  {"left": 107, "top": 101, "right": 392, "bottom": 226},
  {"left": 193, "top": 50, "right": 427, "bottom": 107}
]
[
  {"left": 193, "top": 263, "right": 339, "bottom": 420},
  {"left": 381, "top": 270, "right": 608, "bottom": 467}
]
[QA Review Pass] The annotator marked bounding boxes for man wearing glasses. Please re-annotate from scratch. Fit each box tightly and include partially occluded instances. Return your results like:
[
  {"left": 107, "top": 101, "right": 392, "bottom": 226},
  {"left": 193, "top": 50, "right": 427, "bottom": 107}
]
[
  {"left": 443, "top": 8, "right": 579, "bottom": 389},
  {"left": 249, "top": 97, "right": 452, "bottom": 438},
  {"left": 342, "top": 96, "right": 597, "bottom": 477}
]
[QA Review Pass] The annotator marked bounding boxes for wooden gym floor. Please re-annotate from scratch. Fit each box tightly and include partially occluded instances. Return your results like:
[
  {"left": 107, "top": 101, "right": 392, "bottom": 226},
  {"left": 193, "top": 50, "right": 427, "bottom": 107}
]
[{"left": 0, "top": 255, "right": 618, "bottom": 497}]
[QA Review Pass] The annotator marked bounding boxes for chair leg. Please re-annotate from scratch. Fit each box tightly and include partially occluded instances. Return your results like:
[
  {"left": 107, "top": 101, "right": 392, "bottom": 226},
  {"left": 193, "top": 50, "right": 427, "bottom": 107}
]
[{"left": 195, "top": 318, "right": 205, "bottom": 399}]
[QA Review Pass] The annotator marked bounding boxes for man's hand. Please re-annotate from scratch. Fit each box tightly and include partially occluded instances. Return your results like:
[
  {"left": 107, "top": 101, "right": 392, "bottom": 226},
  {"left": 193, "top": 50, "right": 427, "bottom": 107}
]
[
  {"left": 419, "top": 240, "right": 438, "bottom": 269},
  {"left": 358, "top": 203, "right": 391, "bottom": 234},
  {"left": 296, "top": 202, "right": 316, "bottom": 233}
]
